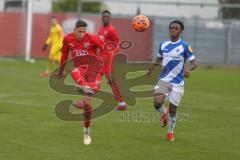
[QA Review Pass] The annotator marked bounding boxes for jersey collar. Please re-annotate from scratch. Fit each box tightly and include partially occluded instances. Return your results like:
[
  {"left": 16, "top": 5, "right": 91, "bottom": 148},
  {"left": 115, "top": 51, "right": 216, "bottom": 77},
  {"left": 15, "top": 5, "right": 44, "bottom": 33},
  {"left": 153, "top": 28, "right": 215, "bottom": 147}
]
[{"left": 169, "top": 39, "right": 181, "bottom": 44}]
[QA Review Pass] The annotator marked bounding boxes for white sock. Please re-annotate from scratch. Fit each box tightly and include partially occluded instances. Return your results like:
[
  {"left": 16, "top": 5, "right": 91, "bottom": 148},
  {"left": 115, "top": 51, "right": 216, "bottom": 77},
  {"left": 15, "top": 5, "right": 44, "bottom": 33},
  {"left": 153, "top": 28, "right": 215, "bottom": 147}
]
[
  {"left": 168, "top": 116, "right": 176, "bottom": 133},
  {"left": 84, "top": 127, "right": 90, "bottom": 135},
  {"left": 157, "top": 106, "right": 167, "bottom": 114}
]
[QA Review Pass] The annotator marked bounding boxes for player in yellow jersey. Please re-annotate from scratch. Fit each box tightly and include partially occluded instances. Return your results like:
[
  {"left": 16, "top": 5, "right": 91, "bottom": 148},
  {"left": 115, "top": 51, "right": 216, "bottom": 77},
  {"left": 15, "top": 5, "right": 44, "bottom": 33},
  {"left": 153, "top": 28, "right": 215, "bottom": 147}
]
[{"left": 41, "top": 16, "right": 63, "bottom": 77}]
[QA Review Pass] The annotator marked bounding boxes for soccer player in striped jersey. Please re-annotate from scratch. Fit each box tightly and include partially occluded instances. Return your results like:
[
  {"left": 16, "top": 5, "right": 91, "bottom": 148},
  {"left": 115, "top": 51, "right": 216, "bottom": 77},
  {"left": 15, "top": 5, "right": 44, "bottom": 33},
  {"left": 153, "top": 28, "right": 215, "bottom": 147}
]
[{"left": 148, "top": 20, "right": 197, "bottom": 142}]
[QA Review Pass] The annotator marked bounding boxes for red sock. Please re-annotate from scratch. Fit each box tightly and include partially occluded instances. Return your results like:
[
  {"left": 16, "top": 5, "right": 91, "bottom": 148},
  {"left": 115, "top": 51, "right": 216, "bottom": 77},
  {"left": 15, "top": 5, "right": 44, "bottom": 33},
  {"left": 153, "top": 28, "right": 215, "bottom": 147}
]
[
  {"left": 109, "top": 81, "right": 124, "bottom": 102},
  {"left": 83, "top": 103, "right": 92, "bottom": 128}
]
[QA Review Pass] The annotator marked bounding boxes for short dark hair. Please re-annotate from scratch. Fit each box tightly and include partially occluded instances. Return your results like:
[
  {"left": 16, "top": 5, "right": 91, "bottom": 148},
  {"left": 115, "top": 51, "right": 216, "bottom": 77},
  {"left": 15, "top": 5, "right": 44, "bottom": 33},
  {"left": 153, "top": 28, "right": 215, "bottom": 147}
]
[
  {"left": 169, "top": 20, "right": 184, "bottom": 30},
  {"left": 75, "top": 20, "right": 88, "bottom": 28},
  {"left": 102, "top": 10, "right": 111, "bottom": 15}
]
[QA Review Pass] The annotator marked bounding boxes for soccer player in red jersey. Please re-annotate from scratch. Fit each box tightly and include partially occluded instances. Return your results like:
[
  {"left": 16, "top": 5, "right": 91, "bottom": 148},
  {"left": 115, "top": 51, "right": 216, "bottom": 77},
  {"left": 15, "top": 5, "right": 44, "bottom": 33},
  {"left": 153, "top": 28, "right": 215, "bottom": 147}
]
[
  {"left": 98, "top": 10, "right": 127, "bottom": 110},
  {"left": 56, "top": 20, "right": 105, "bottom": 145}
]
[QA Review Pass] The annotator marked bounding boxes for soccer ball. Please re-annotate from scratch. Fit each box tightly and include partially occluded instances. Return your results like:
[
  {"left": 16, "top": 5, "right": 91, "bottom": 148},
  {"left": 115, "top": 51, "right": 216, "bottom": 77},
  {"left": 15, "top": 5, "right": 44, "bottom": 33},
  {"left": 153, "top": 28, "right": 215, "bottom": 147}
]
[{"left": 132, "top": 15, "right": 150, "bottom": 32}]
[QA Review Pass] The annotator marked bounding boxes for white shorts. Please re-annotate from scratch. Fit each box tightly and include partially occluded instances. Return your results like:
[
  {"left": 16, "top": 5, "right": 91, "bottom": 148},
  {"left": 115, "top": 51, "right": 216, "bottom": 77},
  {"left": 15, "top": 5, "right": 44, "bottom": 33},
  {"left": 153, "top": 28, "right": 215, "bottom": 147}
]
[{"left": 154, "top": 80, "right": 184, "bottom": 106}]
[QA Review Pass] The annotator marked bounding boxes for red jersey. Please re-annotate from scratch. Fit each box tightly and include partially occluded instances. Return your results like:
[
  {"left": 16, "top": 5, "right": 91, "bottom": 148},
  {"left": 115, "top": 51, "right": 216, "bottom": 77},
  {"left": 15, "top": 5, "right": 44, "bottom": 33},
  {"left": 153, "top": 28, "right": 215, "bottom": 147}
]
[
  {"left": 59, "top": 32, "right": 105, "bottom": 80},
  {"left": 98, "top": 24, "right": 120, "bottom": 44},
  {"left": 98, "top": 25, "right": 120, "bottom": 52},
  {"left": 98, "top": 25, "right": 120, "bottom": 76}
]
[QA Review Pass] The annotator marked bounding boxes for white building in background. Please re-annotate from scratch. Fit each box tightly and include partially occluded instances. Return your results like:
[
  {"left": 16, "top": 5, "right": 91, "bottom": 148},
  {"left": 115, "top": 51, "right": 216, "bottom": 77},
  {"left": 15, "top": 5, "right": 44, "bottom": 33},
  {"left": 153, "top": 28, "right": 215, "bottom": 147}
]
[
  {"left": 0, "top": 0, "right": 52, "bottom": 13},
  {"left": 105, "top": 0, "right": 219, "bottom": 19},
  {"left": 0, "top": 1, "right": 4, "bottom": 11},
  {"left": 0, "top": 0, "right": 220, "bottom": 19},
  {"left": 32, "top": 0, "right": 52, "bottom": 13}
]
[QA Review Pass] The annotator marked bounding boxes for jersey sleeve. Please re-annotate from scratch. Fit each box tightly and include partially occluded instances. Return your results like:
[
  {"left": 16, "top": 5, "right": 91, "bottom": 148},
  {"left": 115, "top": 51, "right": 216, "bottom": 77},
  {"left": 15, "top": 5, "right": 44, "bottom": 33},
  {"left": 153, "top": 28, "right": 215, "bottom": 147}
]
[
  {"left": 109, "top": 28, "right": 120, "bottom": 44},
  {"left": 92, "top": 35, "right": 107, "bottom": 64},
  {"left": 185, "top": 44, "right": 195, "bottom": 61},
  {"left": 111, "top": 28, "right": 120, "bottom": 52},
  {"left": 157, "top": 42, "right": 163, "bottom": 58},
  {"left": 92, "top": 35, "right": 105, "bottom": 51}
]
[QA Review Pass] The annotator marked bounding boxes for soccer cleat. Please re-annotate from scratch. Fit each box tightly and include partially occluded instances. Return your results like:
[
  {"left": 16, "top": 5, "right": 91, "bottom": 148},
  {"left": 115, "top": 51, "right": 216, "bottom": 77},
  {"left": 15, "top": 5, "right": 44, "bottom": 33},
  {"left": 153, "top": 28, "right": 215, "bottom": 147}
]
[
  {"left": 75, "top": 85, "right": 94, "bottom": 96},
  {"left": 161, "top": 109, "right": 168, "bottom": 127},
  {"left": 83, "top": 134, "right": 91, "bottom": 145},
  {"left": 115, "top": 105, "right": 127, "bottom": 111},
  {"left": 115, "top": 102, "right": 127, "bottom": 111},
  {"left": 166, "top": 133, "right": 175, "bottom": 142},
  {"left": 72, "top": 100, "right": 84, "bottom": 109}
]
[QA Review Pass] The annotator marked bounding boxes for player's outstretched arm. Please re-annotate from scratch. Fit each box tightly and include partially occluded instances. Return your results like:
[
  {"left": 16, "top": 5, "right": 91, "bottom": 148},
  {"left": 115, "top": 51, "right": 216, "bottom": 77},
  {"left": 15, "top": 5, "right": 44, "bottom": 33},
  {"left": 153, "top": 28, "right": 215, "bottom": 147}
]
[
  {"left": 44, "top": 32, "right": 52, "bottom": 51},
  {"left": 189, "top": 59, "right": 198, "bottom": 71},
  {"left": 93, "top": 35, "right": 107, "bottom": 64},
  {"left": 57, "top": 38, "right": 69, "bottom": 78},
  {"left": 184, "top": 59, "right": 197, "bottom": 78},
  {"left": 57, "top": 53, "right": 68, "bottom": 78},
  {"left": 109, "top": 28, "right": 120, "bottom": 52},
  {"left": 42, "top": 44, "right": 48, "bottom": 51},
  {"left": 147, "top": 58, "right": 162, "bottom": 77}
]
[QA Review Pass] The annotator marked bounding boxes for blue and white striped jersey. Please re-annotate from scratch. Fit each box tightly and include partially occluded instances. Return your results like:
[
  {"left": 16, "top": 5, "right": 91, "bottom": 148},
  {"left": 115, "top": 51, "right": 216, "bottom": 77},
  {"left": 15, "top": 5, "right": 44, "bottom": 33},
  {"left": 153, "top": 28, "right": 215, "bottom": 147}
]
[{"left": 158, "top": 39, "right": 195, "bottom": 86}]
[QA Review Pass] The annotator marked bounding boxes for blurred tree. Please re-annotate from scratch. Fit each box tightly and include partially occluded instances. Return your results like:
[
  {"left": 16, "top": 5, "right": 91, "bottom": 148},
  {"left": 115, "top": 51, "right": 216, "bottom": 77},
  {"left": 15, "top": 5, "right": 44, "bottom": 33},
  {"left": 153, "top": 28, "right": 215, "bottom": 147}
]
[
  {"left": 219, "top": 0, "right": 240, "bottom": 19},
  {"left": 53, "top": 0, "right": 103, "bottom": 13}
]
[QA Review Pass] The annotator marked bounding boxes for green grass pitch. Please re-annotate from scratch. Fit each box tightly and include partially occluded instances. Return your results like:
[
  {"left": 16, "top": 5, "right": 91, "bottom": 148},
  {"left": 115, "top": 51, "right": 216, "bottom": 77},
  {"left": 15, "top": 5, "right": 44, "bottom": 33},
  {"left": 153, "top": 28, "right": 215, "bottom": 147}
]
[{"left": 0, "top": 59, "right": 239, "bottom": 160}]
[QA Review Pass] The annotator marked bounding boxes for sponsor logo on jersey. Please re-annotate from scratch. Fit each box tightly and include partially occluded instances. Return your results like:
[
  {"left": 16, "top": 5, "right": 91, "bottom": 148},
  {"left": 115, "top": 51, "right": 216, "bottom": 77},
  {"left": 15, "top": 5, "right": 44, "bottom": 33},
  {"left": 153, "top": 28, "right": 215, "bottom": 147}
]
[
  {"left": 73, "top": 50, "right": 89, "bottom": 56},
  {"left": 83, "top": 42, "right": 90, "bottom": 49},
  {"left": 189, "top": 45, "right": 193, "bottom": 53},
  {"left": 99, "top": 35, "right": 104, "bottom": 41}
]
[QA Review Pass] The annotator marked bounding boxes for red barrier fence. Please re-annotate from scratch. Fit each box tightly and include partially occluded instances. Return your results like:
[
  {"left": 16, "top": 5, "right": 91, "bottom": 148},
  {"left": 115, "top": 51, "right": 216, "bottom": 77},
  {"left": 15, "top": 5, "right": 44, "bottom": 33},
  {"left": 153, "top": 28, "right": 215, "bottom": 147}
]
[{"left": 0, "top": 12, "right": 153, "bottom": 62}]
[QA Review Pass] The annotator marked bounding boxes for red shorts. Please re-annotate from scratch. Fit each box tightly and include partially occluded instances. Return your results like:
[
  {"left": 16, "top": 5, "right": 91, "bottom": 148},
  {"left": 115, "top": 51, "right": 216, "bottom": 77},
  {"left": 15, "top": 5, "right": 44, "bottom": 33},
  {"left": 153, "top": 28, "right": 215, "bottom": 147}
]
[{"left": 71, "top": 67, "right": 102, "bottom": 93}]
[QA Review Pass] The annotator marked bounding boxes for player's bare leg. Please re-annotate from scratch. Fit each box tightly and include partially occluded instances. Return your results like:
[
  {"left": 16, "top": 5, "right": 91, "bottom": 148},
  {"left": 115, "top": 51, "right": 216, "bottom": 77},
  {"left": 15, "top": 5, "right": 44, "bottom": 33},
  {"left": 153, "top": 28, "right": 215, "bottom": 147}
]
[
  {"left": 72, "top": 100, "right": 84, "bottom": 109},
  {"left": 83, "top": 96, "right": 92, "bottom": 145},
  {"left": 154, "top": 93, "right": 168, "bottom": 127},
  {"left": 166, "top": 103, "right": 177, "bottom": 142}
]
